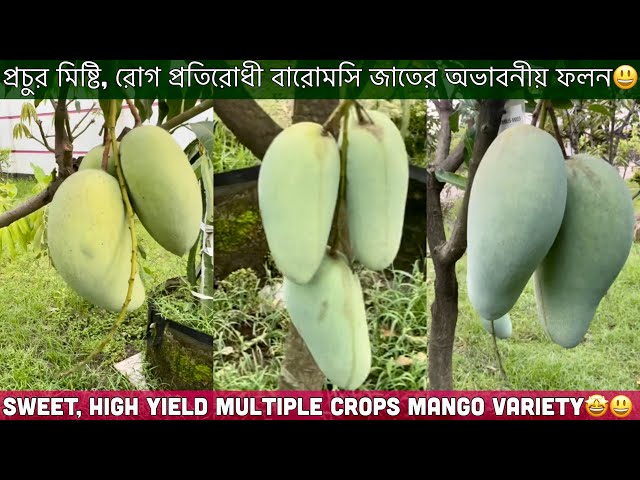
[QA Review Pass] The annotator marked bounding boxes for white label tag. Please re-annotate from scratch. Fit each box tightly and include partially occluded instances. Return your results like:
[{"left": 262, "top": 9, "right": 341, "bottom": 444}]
[{"left": 498, "top": 100, "right": 526, "bottom": 135}]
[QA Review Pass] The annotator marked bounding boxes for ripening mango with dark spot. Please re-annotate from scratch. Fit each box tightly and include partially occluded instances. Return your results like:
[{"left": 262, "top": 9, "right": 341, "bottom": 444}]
[
  {"left": 283, "top": 253, "right": 371, "bottom": 389},
  {"left": 47, "top": 169, "right": 145, "bottom": 312}
]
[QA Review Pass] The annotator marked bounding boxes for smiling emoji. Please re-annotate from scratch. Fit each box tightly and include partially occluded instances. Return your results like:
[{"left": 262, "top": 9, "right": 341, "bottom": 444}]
[
  {"left": 610, "top": 395, "right": 632, "bottom": 418},
  {"left": 613, "top": 65, "right": 638, "bottom": 90},
  {"left": 585, "top": 394, "right": 608, "bottom": 417}
]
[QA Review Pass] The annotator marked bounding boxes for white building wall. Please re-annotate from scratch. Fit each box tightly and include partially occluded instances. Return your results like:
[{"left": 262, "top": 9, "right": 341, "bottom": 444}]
[{"left": 0, "top": 99, "right": 214, "bottom": 175}]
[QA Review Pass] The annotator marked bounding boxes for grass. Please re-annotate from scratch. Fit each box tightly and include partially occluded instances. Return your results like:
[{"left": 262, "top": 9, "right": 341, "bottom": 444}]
[
  {"left": 0, "top": 177, "right": 189, "bottom": 390},
  {"left": 213, "top": 264, "right": 428, "bottom": 391},
  {"left": 446, "top": 247, "right": 639, "bottom": 390}
]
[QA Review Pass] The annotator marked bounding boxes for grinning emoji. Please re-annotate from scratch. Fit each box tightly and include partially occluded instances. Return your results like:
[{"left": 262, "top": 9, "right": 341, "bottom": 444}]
[
  {"left": 585, "top": 394, "right": 608, "bottom": 417},
  {"left": 610, "top": 395, "right": 632, "bottom": 418},
  {"left": 613, "top": 65, "right": 638, "bottom": 90}
]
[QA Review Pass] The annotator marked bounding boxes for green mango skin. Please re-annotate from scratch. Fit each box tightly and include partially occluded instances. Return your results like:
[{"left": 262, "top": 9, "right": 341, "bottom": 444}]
[
  {"left": 344, "top": 110, "right": 409, "bottom": 271},
  {"left": 480, "top": 313, "right": 512, "bottom": 339},
  {"left": 47, "top": 169, "right": 145, "bottom": 312},
  {"left": 283, "top": 253, "right": 372, "bottom": 390},
  {"left": 120, "top": 126, "right": 203, "bottom": 257},
  {"left": 467, "top": 124, "right": 567, "bottom": 321},
  {"left": 258, "top": 122, "right": 340, "bottom": 285},
  {"left": 534, "top": 154, "right": 635, "bottom": 348},
  {"left": 78, "top": 144, "right": 118, "bottom": 177}
]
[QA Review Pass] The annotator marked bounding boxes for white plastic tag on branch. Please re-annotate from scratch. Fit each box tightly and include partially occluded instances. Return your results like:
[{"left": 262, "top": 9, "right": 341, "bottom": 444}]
[
  {"left": 191, "top": 291, "right": 214, "bottom": 300},
  {"left": 498, "top": 99, "right": 526, "bottom": 135},
  {"left": 200, "top": 222, "right": 214, "bottom": 234}
]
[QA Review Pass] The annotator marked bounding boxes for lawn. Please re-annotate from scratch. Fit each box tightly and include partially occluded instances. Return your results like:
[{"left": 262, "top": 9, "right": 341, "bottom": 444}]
[
  {"left": 427, "top": 197, "right": 640, "bottom": 391},
  {"left": 0, "top": 177, "right": 188, "bottom": 390}
]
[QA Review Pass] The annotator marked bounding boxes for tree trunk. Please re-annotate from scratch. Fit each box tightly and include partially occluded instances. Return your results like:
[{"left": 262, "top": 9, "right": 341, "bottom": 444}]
[
  {"left": 426, "top": 100, "right": 505, "bottom": 390},
  {"left": 277, "top": 99, "right": 339, "bottom": 391}
]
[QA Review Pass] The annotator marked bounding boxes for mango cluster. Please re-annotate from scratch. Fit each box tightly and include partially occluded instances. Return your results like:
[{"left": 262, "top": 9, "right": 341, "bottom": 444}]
[
  {"left": 467, "top": 124, "right": 635, "bottom": 348},
  {"left": 48, "top": 126, "right": 203, "bottom": 312},
  {"left": 257, "top": 109, "right": 409, "bottom": 389}
]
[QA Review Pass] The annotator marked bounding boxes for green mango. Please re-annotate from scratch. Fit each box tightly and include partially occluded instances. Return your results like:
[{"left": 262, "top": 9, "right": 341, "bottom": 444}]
[
  {"left": 534, "top": 154, "right": 635, "bottom": 348},
  {"left": 47, "top": 169, "right": 145, "bottom": 312},
  {"left": 78, "top": 144, "right": 118, "bottom": 177},
  {"left": 344, "top": 109, "right": 409, "bottom": 271},
  {"left": 283, "top": 252, "right": 371, "bottom": 390},
  {"left": 258, "top": 122, "right": 340, "bottom": 285},
  {"left": 467, "top": 124, "right": 567, "bottom": 320},
  {"left": 480, "top": 313, "right": 512, "bottom": 339},
  {"left": 119, "top": 125, "right": 203, "bottom": 257}
]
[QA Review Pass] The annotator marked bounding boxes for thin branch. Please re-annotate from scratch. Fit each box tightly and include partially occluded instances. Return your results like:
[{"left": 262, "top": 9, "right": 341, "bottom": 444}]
[
  {"left": 530, "top": 101, "right": 542, "bottom": 126},
  {"left": 546, "top": 102, "right": 568, "bottom": 159},
  {"left": 160, "top": 99, "right": 214, "bottom": 131},
  {"left": 126, "top": 98, "right": 142, "bottom": 127},
  {"left": 71, "top": 102, "right": 97, "bottom": 134},
  {"left": 29, "top": 133, "right": 55, "bottom": 153},
  {"left": 35, "top": 120, "right": 55, "bottom": 152},
  {"left": 72, "top": 119, "right": 96, "bottom": 140}
]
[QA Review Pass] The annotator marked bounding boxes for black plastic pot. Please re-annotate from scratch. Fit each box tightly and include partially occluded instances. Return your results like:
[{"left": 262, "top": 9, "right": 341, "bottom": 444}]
[
  {"left": 145, "top": 279, "right": 213, "bottom": 390},
  {"left": 214, "top": 164, "right": 426, "bottom": 282}
]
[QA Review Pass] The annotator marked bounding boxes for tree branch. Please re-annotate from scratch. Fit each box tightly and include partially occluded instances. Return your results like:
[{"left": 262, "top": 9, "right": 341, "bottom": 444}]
[
  {"left": 28, "top": 134, "right": 54, "bottom": 152},
  {"left": 71, "top": 102, "right": 97, "bottom": 135},
  {"left": 126, "top": 98, "right": 142, "bottom": 127},
  {"left": 212, "top": 99, "right": 283, "bottom": 159},
  {"left": 546, "top": 102, "right": 568, "bottom": 159},
  {"left": 0, "top": 177, "right": 64, "bottom": 228},
  {"left": 436, "top": 100, "right": 506, "bottom": 265},
  {"left": 35, "top": 120, "right": 55, "bottom": 152},
  {"left": 72, "top": 119, "right": 96, "bottom": 141},
  {"left": 161, "top": 99, "right": 215, "bottom": 131},
  {"left": 425, "top": 100, "right": 455, "bottom": 264},
  {"left": 432, "top": 100, "right": 453, "bottom": 165}
]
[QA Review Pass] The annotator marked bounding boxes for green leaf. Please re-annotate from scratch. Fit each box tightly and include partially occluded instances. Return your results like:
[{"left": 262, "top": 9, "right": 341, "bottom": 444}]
[
  {"left": 99, "top": 99, "right": 123, "bottom": 124},
  {"left": 551, "top": 99, "right": 574, "bottom": 110},
  {"left": 137, "top": 243, "right": 147, "bottom": 260},
  {"left": 31, "top": 224, "right": 44, "bottom": 253},
  {"left": 134, "top": 99, "right": 155, "bottom": 123},
  {"left": 435, "top": 170, "right": 468, "bottom": 190},
  {"left": 34, "top": 99, "right": 43, "bottom": 108},
  {"left": 186, "top": 230, "right": 201, "bottom": 287},
  {"left": 157, "top": 101, "right": 170, "bottom": 125},
  {"left": 450, "top": 110, "right": 460, "bottom": 133},
  {"left": 189, "top": 120, "right": 216, "bottom": 159},
  {"left": 166, "top": 99, "right": 184, "bottom": 121},
  {"left": 75, "top": 100, "right": 82, "bottom": 112},
  {"left": 30, "top": 163, "right": 52, "bottom": 186},
  {"left": 200, "top": 152, "right": 214, "bottom": 221},
  {"left": 588, "top": 104, "right": 611, "bottom": 115},
  {"left": 0, "top": 183, "right": 18, "bottom": 199}
]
